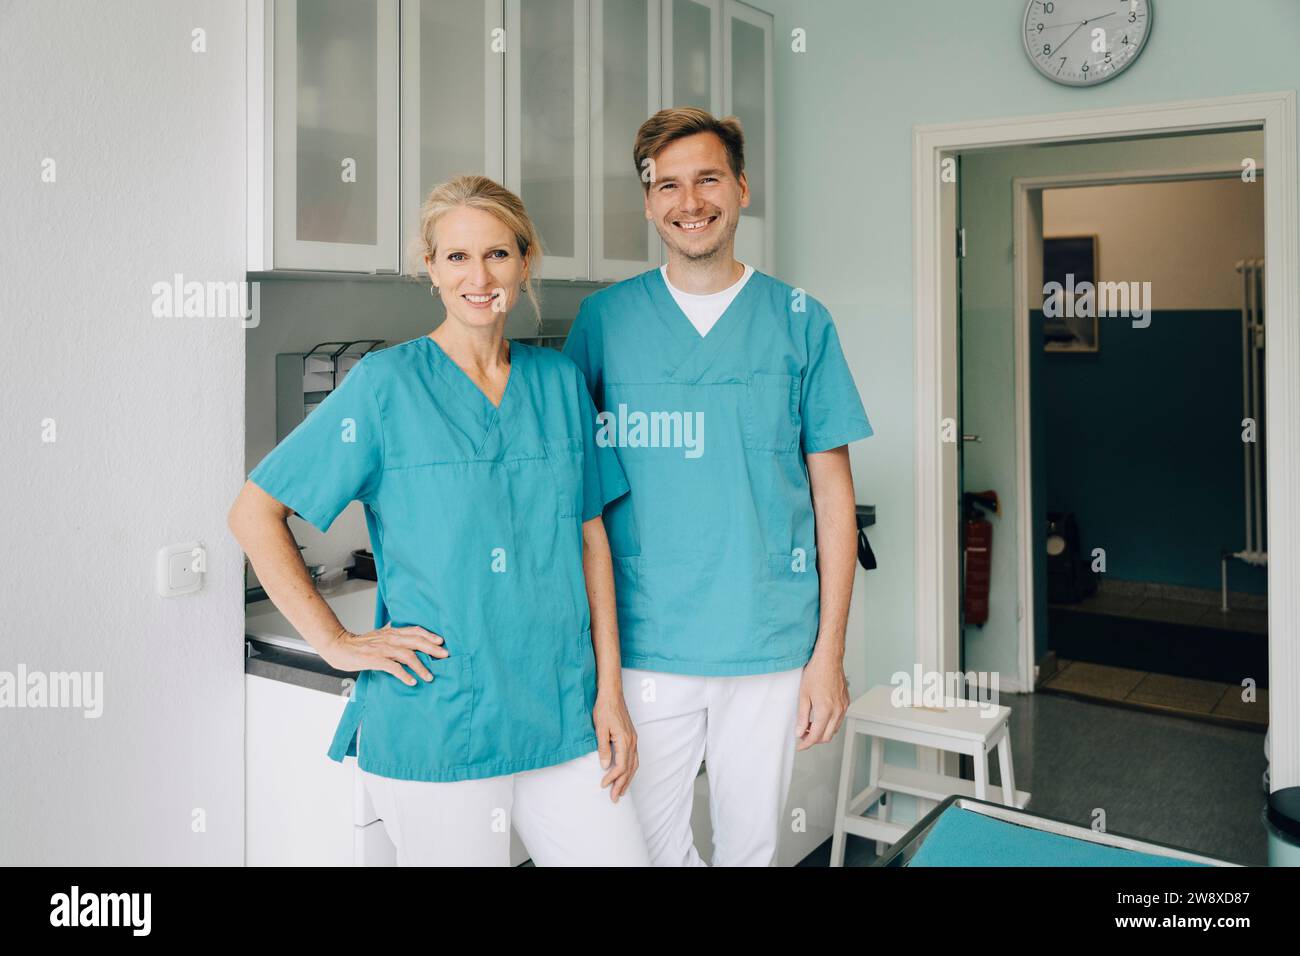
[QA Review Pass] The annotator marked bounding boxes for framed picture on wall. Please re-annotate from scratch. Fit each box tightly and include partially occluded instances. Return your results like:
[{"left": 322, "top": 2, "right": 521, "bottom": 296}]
[{"left": 1042, "top": 234, "right": 1099, "bottom": 352}]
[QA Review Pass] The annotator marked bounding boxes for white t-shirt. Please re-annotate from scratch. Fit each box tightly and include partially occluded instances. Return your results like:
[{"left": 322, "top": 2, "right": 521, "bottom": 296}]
[{"left": 660, "top": 262, "right": 754, "bottom": 337}]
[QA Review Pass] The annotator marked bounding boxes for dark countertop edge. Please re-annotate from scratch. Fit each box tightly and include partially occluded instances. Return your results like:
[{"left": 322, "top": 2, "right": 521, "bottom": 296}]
[{"left": 246, "top": 638, "right": 358, "bottom": 697}]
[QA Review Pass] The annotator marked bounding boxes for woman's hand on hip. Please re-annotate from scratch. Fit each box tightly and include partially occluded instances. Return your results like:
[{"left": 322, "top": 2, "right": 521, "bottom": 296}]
[
  {"left": 322, "top": 624, "right": 446, "bottom": 685},
  {"left": 593, "top": 690, "right": 639, "bottom": 803}
]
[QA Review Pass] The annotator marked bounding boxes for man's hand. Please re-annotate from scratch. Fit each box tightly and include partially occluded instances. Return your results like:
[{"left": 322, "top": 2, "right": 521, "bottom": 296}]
[
  {"left": 800, "top": 444, "right": 856, "bottom": 750},
  {"left": 795, "top": 651, "right": 850, "bottom": 750}
]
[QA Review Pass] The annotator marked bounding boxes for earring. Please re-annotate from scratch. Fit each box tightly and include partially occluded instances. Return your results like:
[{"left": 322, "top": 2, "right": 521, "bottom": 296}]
[
  {"left": 429, "top": 284, "right": 438, "bottom": 296},
  {"left": 519, "top": 281, "right": 527, "bottom": 291}
]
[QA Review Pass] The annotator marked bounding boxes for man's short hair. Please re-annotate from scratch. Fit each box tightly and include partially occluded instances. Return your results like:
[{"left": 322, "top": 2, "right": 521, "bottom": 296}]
[{"left": 633, "top": 107, "right": 745, "bottom": 191}]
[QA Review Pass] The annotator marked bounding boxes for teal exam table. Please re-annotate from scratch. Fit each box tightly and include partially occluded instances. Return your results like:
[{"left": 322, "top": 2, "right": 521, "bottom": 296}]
[{"left": 876, "top": 795, "right": 1241, "bottom": 867}]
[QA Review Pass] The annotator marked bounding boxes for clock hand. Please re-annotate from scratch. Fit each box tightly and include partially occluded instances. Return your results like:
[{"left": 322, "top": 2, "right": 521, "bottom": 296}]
[
  {"left": 1053, "top": 12, "right": 1114, "bottom": 55},
  {"left": 1056, "top": 20, "right": 1088, "bottom": 51},
  {"left": 1039, "top": 11, "right": 1117, "bottom": 31},
  {"left": 1034, "top": 11, "right": 1118, "bottom": 28}
]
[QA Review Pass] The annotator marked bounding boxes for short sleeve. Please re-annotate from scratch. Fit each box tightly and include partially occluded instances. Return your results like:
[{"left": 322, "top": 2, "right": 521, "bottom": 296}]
[
  {"left": 247, "top": 356, "right": 384, "bottom": 533},
  {"left": 800, "top": 302, "right": 873, "bottom": 454},
  {"left": 562, "top": 296, "right": 604, "bottom": 403},
  {"left": 575, "top": 373, "right": 628, "bottom": 522}
]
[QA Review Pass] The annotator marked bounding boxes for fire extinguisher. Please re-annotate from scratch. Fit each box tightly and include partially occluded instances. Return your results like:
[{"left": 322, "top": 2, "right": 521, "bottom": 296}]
[{"left": 963, "top": 490, "right": 999, "bottom": 627}]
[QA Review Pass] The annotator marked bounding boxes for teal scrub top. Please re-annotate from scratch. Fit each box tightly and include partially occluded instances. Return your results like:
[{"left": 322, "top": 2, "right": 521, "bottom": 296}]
[
  {"left": 562, "top": 268, "right": 872, "bottom": 676},
  {"left": 247, "top": 337, "right": 628, "bottom": 782}
]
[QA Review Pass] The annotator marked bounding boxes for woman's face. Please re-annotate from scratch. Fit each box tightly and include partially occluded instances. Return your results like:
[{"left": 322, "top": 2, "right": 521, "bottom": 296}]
[{"left": 425, "top": 206, "right": 527, "bottom": 330}]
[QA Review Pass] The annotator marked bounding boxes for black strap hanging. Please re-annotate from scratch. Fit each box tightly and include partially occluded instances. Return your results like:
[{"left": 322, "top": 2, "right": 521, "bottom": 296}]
[
  {"left": 855, "top": 504, "right": 877, "bottom": 571},
  {"left": 857, "top": 528, "right": 878, "bottom": 570}
]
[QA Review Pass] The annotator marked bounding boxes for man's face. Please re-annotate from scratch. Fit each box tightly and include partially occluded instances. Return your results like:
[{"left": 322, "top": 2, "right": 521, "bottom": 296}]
[{"left": 643, "top": 131, "right": 749, "bottom": 263}]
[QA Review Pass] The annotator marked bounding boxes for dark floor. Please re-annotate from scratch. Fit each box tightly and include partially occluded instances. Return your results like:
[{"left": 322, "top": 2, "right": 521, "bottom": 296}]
[{"left": 801, "top": 689, "right": 1271, "bottom": 867}]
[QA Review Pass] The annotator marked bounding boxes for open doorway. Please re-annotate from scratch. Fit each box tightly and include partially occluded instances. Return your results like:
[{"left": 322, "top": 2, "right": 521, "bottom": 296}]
[
  {"left": 912, "top": 92, "right": 1297, "bottom": 864},
  {"left": 1020, "top": 174, "right": 1268, "bottom": 729}
]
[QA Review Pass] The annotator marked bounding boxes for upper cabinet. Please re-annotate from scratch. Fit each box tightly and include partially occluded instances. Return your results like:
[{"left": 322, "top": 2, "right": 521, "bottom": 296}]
[
  {"left": 505, "top": 0, "right": 591, "bottom": 280},
  {"left": 724, "top": 0, "right": 773, "bottom": 272},
  {"left": 591, "top": 0, "right": 661, "bottom": 281},
  {"left": 250, "top": 0, "right": 400, "bottom": 273},
  {"left": 248, "top": 0, "right": 772, "bottom": 278},
  {"left": 400, "top": 0, "right": 505, "bottom": 279},
  {"left": 663, "top": 0, "right": 720, "bottom": 114}
]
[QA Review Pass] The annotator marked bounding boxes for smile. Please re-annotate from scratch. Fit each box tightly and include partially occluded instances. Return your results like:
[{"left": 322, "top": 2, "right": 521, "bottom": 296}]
[
  {"left": 673, "top": 215, "right": 717, "bottom": 232},
  {"left": 461, "top": 291, "right": 499, "bottom": 306}
]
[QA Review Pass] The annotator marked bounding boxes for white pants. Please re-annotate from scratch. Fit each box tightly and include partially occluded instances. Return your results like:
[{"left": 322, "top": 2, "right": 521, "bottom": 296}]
[
  {"left": 622, "top": 665, "right": 804, "bottom": 867},
  {"left": 359, "top": 749, "right": 650, "bottom": 866}
]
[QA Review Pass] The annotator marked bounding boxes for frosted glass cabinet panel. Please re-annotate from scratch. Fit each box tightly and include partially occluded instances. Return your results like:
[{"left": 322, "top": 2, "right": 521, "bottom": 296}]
[
  {"left": 272, "top": 0, "right": 400, "bottom": 271},
  {"left": 662, "top": 0, "right": 720, "bottom": 112},
  {"left": 591, "top": 0, "right": 661, "bottom": 280},
  {"left": 400, "top": 0, "right": 504, "bottom": 277},
  {"left": 723, "top": 0, "right": 773, "bottom": 272},
  {"left": 506, "top": 0, "right": 590, "bottom": 280},
  {"left": 248, "top": 0, "right": 772, "bottom": 276}
]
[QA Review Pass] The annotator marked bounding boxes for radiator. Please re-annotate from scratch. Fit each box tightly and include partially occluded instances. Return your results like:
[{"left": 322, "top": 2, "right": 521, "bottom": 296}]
[{"left": 1222, "top": 258, "right": 1267, "bottom": 611}]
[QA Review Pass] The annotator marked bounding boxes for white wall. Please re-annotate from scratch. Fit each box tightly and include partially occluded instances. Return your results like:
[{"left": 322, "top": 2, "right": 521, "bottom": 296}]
[{"left": 0, "top": 1, "right": 246, "bottom": 864}]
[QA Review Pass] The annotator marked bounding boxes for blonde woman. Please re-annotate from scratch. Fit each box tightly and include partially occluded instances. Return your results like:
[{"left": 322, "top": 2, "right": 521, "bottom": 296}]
[{"left": 228, "top": 175, "right": 649, "bottom": 866}]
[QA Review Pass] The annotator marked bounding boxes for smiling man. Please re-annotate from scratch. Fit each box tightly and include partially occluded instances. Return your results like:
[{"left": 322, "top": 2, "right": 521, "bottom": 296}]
[{"left": 563, "top": 107, "right": 873, "bottom": 866}]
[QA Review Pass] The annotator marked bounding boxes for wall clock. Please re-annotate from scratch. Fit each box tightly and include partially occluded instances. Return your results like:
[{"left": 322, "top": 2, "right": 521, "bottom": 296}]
[{"left": 1023, "top": 0, "right": 1153, "bottom": 86}]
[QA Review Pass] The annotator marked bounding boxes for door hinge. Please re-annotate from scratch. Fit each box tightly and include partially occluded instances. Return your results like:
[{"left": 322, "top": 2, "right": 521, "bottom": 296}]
[{"left": 956, "top": 227, "right": 967, "bottom": 259}]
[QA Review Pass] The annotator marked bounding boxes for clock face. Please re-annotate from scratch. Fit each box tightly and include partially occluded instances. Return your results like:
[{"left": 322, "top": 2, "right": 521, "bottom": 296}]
[{"left": 1023, "top": 0, "right": 1153, "bottom": 86}]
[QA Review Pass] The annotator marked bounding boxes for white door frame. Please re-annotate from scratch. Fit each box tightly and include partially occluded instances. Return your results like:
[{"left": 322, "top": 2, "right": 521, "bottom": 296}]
[
  {"left": 913, "top": 91, "right": 1299, "bottom": 790},
  {"left": 1011, "top": 164, "right": 1256, "bottom": 697}
]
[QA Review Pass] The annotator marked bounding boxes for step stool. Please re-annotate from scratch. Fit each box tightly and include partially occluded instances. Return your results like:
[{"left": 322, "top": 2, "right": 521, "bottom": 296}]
[{"left": 829, "top": 684, "right": 1031, "bottom": 866}]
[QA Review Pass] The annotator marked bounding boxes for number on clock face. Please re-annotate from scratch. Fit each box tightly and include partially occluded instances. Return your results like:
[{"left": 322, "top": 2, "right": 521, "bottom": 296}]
[{"left": 1023, "top": 0, "right": 1153, "bottom": 86}]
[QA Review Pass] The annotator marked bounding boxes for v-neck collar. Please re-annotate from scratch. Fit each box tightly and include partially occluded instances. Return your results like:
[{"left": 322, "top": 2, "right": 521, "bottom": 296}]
[
  {"left": 423, "top": 335, "right": 520, "bottom": 463},
  {"left": 652, "top": 263, "right": 754, "bottom": 342},
  {"left": 424, "top": 334, "right": 517, "bottom": 412},
  {"left": 422, "top": 336, "right": 521, "bottom": 458},
  {"left": 645, "top": 267, "right": 763, "bottom": 383}
]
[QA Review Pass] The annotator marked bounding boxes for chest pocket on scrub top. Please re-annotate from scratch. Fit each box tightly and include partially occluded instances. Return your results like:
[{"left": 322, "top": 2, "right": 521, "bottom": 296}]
[
  {"left": 742, "top": 372, "right": 801, "bottom": 453},
  {"left": 543, "top": 436, "right": 583, "bottom": 518}
]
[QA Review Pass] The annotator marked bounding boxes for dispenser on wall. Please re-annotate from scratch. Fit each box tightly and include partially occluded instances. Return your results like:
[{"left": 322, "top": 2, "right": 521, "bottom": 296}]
[{"left": 276, "top": 340, "right": 385, "bottom": 441}]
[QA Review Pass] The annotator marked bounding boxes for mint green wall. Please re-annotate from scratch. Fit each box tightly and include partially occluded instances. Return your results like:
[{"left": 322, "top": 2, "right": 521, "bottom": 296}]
[{"left": 762, "top": 0, "right": 1293, "bottom": 697}]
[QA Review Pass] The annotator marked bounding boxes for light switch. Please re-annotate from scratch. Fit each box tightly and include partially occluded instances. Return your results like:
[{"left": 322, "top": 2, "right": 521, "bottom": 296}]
[{"left": 157, "top": 541, "right": 205, "bottom": 597}]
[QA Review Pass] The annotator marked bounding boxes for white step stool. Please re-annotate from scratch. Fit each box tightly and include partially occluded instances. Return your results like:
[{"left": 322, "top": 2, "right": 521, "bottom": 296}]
[{"left": 829, "top": 684, "right": 1031, "bottom": 866}]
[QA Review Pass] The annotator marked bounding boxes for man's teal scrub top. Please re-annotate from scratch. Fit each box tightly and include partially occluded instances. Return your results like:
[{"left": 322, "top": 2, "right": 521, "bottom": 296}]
[
  {"left": 562, "top": 267, "right": 872, "bottom": 677},
  {"left": 248, "top": 337, "right": 628, "bottom": 782}
]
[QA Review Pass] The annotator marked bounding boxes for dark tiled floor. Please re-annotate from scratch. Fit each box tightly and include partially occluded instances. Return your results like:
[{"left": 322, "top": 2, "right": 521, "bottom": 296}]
[{"left": 802, "top": 690, "right": 1270, "bottom": 867}]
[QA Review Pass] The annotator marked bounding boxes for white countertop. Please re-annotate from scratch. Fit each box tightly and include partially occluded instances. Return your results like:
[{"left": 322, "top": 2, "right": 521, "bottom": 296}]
[{"left": 245, "top": 577, "right": 378, "bottom": 655}]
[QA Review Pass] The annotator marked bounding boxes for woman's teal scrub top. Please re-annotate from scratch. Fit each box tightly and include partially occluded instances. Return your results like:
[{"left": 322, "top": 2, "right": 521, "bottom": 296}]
[
  {"left": 562, "top": 268, "right": 872, "bottom": 677},
  {"left": 247, "top": 337, "right": 628, "bottom": 782}
]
